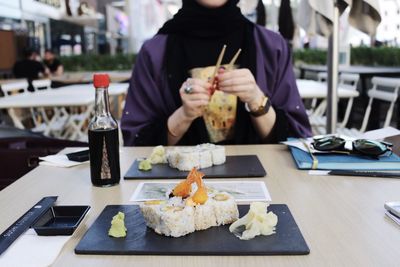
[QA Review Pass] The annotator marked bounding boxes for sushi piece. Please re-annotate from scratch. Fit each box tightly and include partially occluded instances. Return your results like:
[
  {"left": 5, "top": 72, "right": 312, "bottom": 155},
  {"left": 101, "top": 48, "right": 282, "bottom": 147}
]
[
  {"left": 167, "top": 148, "right": 200, "bottom": 171},
  {"left": 193, "top": 201, "right": 218, "bottom": 230},
  {"left": 166, "top": 143, "right": 226, "bottom": 171},
  {"left": 210, "top": 145, "right": 226, "bottom": 165},
  {"left": 211, "top": 192, "right": 239, "bottom": 225},
  {"left": 198, "top": 148, "right": 213, "bottom": 169}
]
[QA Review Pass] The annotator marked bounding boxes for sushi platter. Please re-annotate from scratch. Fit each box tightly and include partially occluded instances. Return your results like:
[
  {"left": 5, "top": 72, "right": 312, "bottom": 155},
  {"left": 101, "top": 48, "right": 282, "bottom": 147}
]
[
  {"left": 75, "top": 204, "right": 309, "bottom": 255},
  {"left": 124, "top": 144, "right": 266, "bottom": 179},
  {"left": 124, "top": 155, "right": 266, "bottom": 179},
  {"left": 76, "top": 169, "right": 309, "bottom": 256}
]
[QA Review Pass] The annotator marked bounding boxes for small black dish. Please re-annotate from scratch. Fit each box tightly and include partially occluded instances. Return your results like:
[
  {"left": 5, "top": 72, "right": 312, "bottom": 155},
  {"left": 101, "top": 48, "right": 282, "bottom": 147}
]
[{"left": 32, "top": 205, "right": 90, "bottom": 236}]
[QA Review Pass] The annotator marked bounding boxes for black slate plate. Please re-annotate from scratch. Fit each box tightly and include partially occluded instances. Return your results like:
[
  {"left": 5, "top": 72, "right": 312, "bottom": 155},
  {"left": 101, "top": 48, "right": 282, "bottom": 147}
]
[
  {"left": 75, "top": 204, "right": 309, "bottom": 255},
  {"left": 124, "top": 155, "right": 266, "bottom": 179}
]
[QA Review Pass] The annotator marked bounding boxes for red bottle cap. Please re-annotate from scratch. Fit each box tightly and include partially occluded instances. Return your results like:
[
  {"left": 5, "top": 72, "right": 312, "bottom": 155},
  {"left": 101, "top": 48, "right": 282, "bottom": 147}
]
[{"left": 93, "top": 74, "right": 110, "bottom": 88}]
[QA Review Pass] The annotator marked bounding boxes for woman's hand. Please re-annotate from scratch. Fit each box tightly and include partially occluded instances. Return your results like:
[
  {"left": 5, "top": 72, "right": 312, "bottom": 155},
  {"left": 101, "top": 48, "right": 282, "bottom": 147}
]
[
  {"left": 179, "top": 78, "right": 212, "bottom": 121},
  {"left": 217, "top": 68, "right": 264, "bottom": 110}
]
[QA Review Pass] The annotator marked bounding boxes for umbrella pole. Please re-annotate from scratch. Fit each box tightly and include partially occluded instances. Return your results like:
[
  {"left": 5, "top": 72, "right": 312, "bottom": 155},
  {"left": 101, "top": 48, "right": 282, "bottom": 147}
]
[{"left": 326, "top": 0, "right": 340, "bottom": 134}]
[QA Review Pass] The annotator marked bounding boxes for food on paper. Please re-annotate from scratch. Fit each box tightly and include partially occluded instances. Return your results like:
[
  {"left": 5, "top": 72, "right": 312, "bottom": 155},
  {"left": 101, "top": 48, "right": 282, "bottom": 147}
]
[
  {"left": 229, "top": 202, "right": 278, "bottom": 240},
  {"left": 108, "top": 211, "right": 127, "bottom": 238},
  {"left": 138, "top": 159, "right": 152, "bottom": 171},
  {"left": 148, "top": 145, "right": 167, "bottom": 164},
  {"left": 140, "top": 168, "right": 238, "bottom": 237},
  {"left": 167, "top": 143, "right": 226, "bottom": 171}
]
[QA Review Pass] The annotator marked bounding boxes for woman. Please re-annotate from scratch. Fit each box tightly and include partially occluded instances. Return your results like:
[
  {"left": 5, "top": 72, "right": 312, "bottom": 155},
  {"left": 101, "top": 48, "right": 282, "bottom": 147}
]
[{"left": 121, "top": 0, "right": 311, "bottom": 146}]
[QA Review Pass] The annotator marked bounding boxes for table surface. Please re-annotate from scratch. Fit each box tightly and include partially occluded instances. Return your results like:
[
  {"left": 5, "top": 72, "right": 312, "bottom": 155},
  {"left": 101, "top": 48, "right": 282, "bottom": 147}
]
[
  {"left": 0, "top": 83, "right": 129, "bottom": 109},
  {"left": 1, "top": 145, "right": 400, "bottom": 267},
  {"left": 299, "top": 64, "right": 400, "bottom": 75},
  {"left": 297, "top": 79, "right": 359, "bottom": 99}
]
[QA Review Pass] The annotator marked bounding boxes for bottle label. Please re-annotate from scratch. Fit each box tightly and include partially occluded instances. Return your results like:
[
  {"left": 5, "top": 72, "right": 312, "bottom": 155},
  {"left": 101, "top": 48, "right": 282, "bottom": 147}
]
[
  {"left": 100, "top": 137, "right": 112, "bottom": 179},
  {"left": 89, "top": 128, "right": 120, "bottom": 186}
]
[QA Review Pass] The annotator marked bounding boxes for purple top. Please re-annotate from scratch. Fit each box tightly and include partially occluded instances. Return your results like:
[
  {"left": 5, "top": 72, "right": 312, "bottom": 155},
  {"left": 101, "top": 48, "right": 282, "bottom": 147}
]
[{"left": 121, "top": 26, "right": 312, "bottom": 146}]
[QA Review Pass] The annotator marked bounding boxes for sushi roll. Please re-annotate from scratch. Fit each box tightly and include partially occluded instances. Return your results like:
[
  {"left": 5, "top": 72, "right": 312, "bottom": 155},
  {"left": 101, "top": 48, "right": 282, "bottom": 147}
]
[
  {"left": 140, "top": 200, "right": 195, "bottom": 237},
  {"left": 211, "top": 192, "right": 239, "bottom": 225}
]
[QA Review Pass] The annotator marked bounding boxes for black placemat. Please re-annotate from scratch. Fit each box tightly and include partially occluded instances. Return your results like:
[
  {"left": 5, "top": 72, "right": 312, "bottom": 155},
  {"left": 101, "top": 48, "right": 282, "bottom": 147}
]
[
  {"left": 75, "top": 204, "right": 310, "bottom": 255},
  {"left": 124, "top": 155, "right": 266, "bottom": 179}
]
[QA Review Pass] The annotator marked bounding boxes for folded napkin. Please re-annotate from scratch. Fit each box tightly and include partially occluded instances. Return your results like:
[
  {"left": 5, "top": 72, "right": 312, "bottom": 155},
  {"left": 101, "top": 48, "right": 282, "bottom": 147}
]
[
  {"left": 39, "top": 149, "right": 89, "bottom": 168},
  {"left": 0, "top": 229, "right": 70, "bottom": 267}
]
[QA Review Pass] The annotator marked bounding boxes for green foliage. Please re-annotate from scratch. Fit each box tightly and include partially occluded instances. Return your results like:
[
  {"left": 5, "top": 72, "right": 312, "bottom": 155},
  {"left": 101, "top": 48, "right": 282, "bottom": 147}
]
[
  {"left": 293, "top": 47, "right": 400, "bottom": 66},
  {"left": 293, "top": 49, "right": 327, "bottom": 65},
  {"left": 350, "top": 47, "right": 400, "bottom": 66},
  {"left": 59, "top": 47, "right": 400, "bottom": 71},
  {"left": 60, "top": 54, "right": 137, "bottom": 71}
]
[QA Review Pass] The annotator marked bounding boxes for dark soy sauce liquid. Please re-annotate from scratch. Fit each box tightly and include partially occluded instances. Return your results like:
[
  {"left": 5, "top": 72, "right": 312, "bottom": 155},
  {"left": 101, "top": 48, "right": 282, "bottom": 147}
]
[{"left": 88, "top": 128, "right": 120, "bottom": 187}]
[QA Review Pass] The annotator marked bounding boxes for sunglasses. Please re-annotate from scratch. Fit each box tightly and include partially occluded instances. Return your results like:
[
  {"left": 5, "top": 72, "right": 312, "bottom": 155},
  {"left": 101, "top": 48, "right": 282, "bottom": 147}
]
[{"left": 312, "top": 136, "right": 393, "bottom": 157}]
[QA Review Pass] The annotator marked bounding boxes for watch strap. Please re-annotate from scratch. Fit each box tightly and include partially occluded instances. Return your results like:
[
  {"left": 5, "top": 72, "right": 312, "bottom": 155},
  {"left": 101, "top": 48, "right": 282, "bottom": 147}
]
[{"left": 245, "top": 95, "right": 271, "bottom": 117}]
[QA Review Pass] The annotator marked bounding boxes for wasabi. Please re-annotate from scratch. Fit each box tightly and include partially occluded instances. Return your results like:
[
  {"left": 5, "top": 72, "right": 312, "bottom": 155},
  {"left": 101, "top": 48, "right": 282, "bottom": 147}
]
[
  {"left": 138, "top": 159, "right": 152, "bottom": 171},
  {"left": 108, "top": 211, "right": 127, "bottom": 238}
]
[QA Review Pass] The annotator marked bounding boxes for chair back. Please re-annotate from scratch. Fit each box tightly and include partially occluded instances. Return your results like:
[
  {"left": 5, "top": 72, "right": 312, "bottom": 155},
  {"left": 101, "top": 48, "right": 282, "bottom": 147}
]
[
  {"left": 337, "top": 73, "right": 359, "bottom": 128},
  {"left": 338, "top": 73, "right": 359, "bottom": 91},
  {"left": 360, "top": 77, "right": 400, "bottom": 133},
  {"left": 32, "top": 79, "right": 51, "bottom": 91},
  {"left": 317, "top": 72, "right": 327, "bottom": 82},
  {"left": 0, "top": 80, "right": 29, "bottom": 97}
]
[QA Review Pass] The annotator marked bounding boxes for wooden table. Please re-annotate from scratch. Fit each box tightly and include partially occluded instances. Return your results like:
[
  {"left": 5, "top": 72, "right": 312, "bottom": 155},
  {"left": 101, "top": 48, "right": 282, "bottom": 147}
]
[{"left": 1, "top": 145, "right": 400, "bottom": 266}]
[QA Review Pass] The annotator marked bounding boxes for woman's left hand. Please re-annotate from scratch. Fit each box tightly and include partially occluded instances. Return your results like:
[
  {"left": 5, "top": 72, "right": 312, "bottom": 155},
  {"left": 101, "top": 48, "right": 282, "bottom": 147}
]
[{"left": 217, "top": 68, "right": 264, "bottom": 110}]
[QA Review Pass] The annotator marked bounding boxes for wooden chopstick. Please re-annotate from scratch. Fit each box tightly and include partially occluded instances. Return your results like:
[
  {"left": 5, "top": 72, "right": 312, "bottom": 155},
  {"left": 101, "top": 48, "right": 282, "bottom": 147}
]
[
  {"left": 228, "top": 49, "right": 242, "bottom": 69},
  {"left": 211, "top": 44, "right": 227, "bottom": 82}
]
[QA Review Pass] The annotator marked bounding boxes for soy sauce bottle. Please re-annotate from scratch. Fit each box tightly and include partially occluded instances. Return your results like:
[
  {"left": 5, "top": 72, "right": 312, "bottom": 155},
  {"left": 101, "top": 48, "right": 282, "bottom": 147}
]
[{"left": 88, "top": 74, "right": 120, "bottom": 186}]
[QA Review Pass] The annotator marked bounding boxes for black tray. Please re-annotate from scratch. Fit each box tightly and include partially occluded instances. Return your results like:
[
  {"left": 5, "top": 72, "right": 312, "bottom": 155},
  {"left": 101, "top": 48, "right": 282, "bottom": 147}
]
[
  {"left": 75, "top": 204, "right": 309, "bottom": 255},
  {"left": 124, "top": 155, "right": 266, "bottom": 179},
  {"left": 32, "top": 205, "right": 90, "bottom": 236}
]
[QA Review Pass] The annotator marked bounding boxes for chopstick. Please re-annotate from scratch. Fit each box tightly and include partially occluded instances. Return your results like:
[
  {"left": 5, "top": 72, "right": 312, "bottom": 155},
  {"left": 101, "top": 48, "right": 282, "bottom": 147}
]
[
  {"left": 211, "top": 44, "right": 227, "bottom": 83},
  {"left": 228, "top": 49, "right": 242, "bottom": 69}
]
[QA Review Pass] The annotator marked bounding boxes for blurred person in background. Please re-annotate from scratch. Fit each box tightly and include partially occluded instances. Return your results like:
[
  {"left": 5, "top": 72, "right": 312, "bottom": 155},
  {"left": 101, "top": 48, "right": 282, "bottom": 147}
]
[
  {"left": 121, "top": 0, "right": 311, "bottom": 146},
  {"left": 13, "top": 48, "right": 49, "bottom": 81},
  {"left": 43, "top": 49, "right": 64, "bottom": 76}
]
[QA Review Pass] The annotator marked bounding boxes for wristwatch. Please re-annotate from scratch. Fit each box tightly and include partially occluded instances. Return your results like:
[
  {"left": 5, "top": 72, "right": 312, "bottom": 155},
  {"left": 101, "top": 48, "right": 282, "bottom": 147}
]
[{"left": 244, "top": 95, "right": 271, "bottom": 117}]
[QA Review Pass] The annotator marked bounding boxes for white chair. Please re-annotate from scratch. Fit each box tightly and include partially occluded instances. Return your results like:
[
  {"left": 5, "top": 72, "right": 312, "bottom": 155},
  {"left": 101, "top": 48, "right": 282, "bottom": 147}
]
[
  {"left": 338, "top": 77, "right": 400, "bottom": 137},
  {"left": 0, "top": 80, "right": 29, "bottom": 97},
  {"left": 307, "top": 72, "right": 328, "bottom": 114},
  {"left": 0, "top": 80, "right": 30, "bottom": 128},
  {"left": 30, "top": 79, "right": 53, "bottom": 132},
  {"left": 309, "top": 73, "right": 360, "bottom": 135}
]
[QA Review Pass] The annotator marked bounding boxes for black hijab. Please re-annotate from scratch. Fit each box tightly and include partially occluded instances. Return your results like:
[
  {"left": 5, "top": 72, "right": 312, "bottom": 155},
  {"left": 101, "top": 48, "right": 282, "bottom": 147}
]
[{"left": 158, "top": 0, "right": 260, "bottom": 145}]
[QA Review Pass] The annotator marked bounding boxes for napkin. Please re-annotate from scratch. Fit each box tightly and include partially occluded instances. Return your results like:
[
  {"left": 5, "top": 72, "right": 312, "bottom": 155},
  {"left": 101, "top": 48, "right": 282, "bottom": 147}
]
[
  {"left": 0, "top": 229, "right": 70, "bottom": 267},
  {"left": 39, "top": 149, "right": 89, "bottom": 168}
]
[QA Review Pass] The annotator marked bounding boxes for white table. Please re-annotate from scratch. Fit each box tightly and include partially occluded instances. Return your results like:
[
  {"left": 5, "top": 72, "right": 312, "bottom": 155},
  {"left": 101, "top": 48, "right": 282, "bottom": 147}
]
[
  {"left": 0, "top": 83, "right": 129, "bottom": 140},
  {"left": 296, "top": 79, "right": 359, "bottom": 99}
]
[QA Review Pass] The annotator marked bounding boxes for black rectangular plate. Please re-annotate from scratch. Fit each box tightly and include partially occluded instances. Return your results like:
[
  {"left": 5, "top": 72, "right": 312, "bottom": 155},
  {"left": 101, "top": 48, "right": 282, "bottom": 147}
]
[
  {"left": 75, "top": 204, "right": 309, "bottom": 255},
  {"left": 124, "top": 155, "right": 266, "bottom": 179}
]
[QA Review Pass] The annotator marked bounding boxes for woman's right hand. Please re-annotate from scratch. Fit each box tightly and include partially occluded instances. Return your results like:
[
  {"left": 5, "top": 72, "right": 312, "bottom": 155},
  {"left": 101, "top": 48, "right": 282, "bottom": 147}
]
[{"left": 179, "top": 78, "right": 212, "bottom": 121}]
